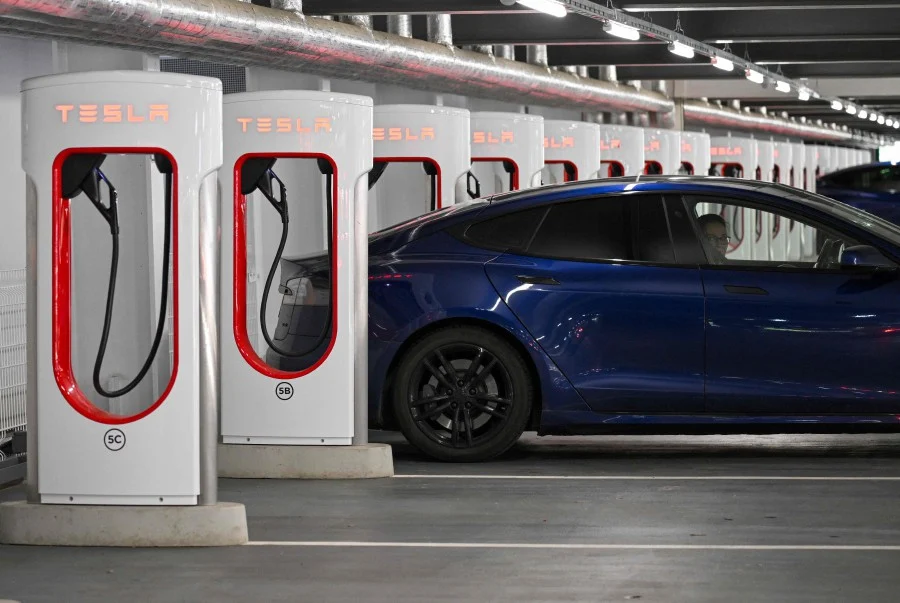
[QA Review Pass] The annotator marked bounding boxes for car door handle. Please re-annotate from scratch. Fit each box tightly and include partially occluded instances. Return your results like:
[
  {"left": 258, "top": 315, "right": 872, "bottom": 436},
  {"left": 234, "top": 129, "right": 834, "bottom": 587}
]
[
  {"left": 516, "top": 275, "right": 560, "bottom": 286},
  {"left": 724, "top": 285, "right": 769, "bottom": 296}
]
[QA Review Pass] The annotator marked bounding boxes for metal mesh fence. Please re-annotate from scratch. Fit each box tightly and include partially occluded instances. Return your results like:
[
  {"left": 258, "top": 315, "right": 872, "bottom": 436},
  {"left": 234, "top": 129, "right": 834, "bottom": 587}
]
[
  {"left": 160, "top": 58, "right": 247, "bottom": 94},
  {"left": 0, "top": 269, "right": 27, "bottom": 453}
]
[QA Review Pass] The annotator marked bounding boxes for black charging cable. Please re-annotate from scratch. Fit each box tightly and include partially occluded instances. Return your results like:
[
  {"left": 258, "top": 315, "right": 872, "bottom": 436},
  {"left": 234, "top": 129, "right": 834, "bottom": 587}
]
[
  {"left": 88, "top": 155, "right": 173, "bottom": 398},
  {"left": 257, "top": 167, "right": 334, "bottom": 359}
]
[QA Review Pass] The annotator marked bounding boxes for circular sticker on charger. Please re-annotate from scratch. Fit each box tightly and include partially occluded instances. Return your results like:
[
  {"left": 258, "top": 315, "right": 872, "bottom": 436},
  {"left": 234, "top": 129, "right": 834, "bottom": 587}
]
[
  {"left": 104, "top": 429, "right": 126, "bottom": 451},
  {"left": 275, "top": 382, "right": 294, "bottom": 401}
]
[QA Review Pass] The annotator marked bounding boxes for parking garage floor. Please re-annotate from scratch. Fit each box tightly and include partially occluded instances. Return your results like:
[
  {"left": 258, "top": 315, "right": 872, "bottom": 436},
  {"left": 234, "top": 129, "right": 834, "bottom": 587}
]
[{"left": 3, "top": 432, "right": 900, "bottom": 602}]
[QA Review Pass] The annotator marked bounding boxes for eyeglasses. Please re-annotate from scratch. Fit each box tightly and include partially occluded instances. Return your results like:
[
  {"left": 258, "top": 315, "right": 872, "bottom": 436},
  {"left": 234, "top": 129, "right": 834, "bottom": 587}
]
[{"left": 706, "top": 235, "right": 731, "bottom": 245}]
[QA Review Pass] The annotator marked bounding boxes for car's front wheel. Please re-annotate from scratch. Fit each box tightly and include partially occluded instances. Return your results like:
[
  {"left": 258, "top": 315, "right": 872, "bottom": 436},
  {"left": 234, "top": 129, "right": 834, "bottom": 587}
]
[{"left": 391, "top": 325, "right": 534, "bottom": 462}]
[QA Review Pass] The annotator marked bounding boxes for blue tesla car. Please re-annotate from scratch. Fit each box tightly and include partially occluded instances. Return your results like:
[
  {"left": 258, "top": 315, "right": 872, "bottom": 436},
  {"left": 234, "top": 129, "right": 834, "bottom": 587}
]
[
  {"left": 278, "top": 176, "right": 900, "bottom": 462},
  {"left": 817, "top": 162, "right": 900, "bottom": 225}
]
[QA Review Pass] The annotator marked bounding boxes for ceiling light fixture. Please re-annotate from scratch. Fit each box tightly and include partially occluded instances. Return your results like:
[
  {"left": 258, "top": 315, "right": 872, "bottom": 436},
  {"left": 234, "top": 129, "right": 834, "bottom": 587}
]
[
  {"left": 668, "top": 40, "right": 695, "bottom": 59},
  {"left": 797, "top": 89, "right": 811, "bottom": 101},
  {"left": 888, "top": 119, "right": 895, "bottom": 127},
  {"left": 711, "top": 56, "right": 734, "bottom": 71},
  {"left": 745, "top": 69, "right": 765, "bottom": 84},
  {"left": 774, "top": 80, "right": 791, "bottom": 93},
  {"left": 859, "top": 109, "right": 869, "bottom": 119},
  {"left": 831, "top": 100, "right": 843, "bottom": 111},
  {"left": 603, "top": 20, "right": 641, "bottom": 41},
  {"left": 894, "top": 122, "right": 899, "bottom": 129},
  {"left": 516, "top": 0, "right": 567, "bottom": 18},
  {"left": 846, "top": 105, "right": 857, "bottom": 115},
  {"left": 878, "top": 115, "right": 886, "bottom": 125},
  {"left": 869, "top": 113, "right": 878, "bottom": 122}
]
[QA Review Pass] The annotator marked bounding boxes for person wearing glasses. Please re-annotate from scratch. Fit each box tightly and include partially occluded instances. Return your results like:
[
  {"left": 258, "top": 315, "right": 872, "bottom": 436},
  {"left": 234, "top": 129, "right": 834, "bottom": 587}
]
[{"left": 698, "top": 213, "right": 730, "bottom": 263}]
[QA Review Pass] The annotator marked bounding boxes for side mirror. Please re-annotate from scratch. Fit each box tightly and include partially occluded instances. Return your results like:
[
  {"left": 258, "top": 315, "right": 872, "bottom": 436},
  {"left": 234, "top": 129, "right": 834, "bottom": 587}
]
[{"left": 840, "top": 245, "right": 897, "bottom": 270}]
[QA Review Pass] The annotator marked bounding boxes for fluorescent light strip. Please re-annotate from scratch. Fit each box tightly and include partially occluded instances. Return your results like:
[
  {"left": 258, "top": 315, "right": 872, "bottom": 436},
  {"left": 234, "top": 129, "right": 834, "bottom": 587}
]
[
  {"left": 846, "top": 105, "right": 857, "bottom": 115},
  {"left": 745, "top": 69, "right": 764, "bottom": 84},
  {"left": 859, "top": 109, "right": 869, "bottom": 119},
  {"left": 888, "top": 119, "right": 895, "bottom": 127},
  {"left": 878, "top": 116, "right": 886, "bottom": 125},
  {"left": 517, "top": 0, "right": 567, "bottom": 17},
  {"left": 711, "top": 56, "right": 734, "bottom": 71},
  {"left": 870, "top": 113, "right": 878, "bottom": 122},
  {"left": 831, "top": 100, "right": 843, "bottom": 111},
  {"left": 797, "top": 89, "right": 810, "bottom": 101},
  {"left": 668, "top": 40, "right": 695, "bottom": 59},
  {"left": 603, "top": 20, "right": 641, "bottom": 41},
  {"left": 774, "top": 80, "right": 791, "bottom": 93}
]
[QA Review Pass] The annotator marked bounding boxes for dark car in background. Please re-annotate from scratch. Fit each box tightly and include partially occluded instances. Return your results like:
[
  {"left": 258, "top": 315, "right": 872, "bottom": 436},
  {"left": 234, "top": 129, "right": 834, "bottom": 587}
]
[{"left": 817, "top": 162, "right": 900, "bottom": 225}]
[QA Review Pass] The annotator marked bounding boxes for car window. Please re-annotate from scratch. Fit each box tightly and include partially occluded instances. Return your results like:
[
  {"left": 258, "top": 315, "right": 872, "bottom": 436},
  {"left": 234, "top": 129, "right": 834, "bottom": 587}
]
[
  {"left": 462, "top": 206, "right": 546, "bottom": 252},
  {"left": 523, "top": 195, "right": 677, "bottom": 264},
  {"left": 683, "top": 194, "right": 896, "bottom": 270}
]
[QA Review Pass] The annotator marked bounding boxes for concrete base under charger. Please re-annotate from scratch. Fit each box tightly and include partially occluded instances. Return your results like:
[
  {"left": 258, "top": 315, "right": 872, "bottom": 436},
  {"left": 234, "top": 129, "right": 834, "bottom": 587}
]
[
  {"left": 0, "top": 501, "right": 248, "bottom": 547},
  {"left": 218, "top": 443, "right": 394, "bottom": 479}
]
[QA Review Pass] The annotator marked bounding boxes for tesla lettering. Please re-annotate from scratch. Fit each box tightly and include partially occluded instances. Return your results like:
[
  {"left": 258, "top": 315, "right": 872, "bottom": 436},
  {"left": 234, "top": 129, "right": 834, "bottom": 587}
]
[
  {"left": 710, "top": 146, "right": 743, "bottom": 157},
  {"left": 473, "top": 131, "right": 514, "bottom": 144},
  {"left": 600, "top": 139, "right": 622, "bottom": 151},
  {"left": 645, "top": 140, "right": 661, "bottom": 152},
  {"left": 56, "top": 103, "right": 169, "bottom": 124},
  {"left": 544, "top": 136, "right": 575, "bottom": 149},
  {"left": 682, "top": 142, "right": 693, "bottom": 153},
  {"left": 236, "top": 117, "right": 333, "bottom": 134},
  {"left": 373, "top": 126, "right": 436, "bottom": 142}
]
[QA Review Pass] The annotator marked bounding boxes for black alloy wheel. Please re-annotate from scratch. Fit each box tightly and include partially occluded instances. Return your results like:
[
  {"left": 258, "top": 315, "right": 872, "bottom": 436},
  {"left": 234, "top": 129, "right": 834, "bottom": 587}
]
[{"left": 392, "top": 325, "right": 533, "bottom": 462}]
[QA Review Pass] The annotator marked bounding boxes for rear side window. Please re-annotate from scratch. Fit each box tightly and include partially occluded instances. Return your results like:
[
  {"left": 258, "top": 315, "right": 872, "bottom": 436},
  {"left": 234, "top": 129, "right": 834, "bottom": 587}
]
[
  {"left": 525, "top": 196, "right": 675, "bottom": 263},
  {"left": 825, "top": 165, "right": 900, "bottom": 192},
  {"left": 462, "top": 207, "right": 546, "bottom": 251}
]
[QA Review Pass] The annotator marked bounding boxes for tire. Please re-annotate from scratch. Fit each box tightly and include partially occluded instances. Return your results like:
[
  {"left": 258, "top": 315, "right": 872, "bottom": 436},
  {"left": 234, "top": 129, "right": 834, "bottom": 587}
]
[{"left": 391, "top": 325, "right": 534, "bottom": 462}]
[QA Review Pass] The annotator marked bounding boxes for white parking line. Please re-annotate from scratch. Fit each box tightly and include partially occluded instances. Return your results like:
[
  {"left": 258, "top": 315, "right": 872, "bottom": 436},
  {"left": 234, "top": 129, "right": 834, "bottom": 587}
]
[
  {"left": 393, "top": 474, "right": 900, "bottom": 481},
  {"left": 246, "top": 541, "right": 900, "bottom": 551}
]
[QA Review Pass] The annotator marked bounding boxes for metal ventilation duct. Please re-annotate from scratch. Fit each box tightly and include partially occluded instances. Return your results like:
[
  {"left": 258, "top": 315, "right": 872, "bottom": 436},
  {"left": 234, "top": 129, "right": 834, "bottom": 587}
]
[
  {"left": 683, "top": 100, "right": 853, "bottom": 142},
  {"left": 0, "top": 0, "right": 671, "bottom": 113}
]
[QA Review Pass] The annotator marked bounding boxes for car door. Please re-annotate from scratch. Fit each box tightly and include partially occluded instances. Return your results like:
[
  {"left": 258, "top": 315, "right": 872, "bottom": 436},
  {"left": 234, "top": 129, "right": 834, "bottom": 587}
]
[
  {"left": 685, "top": 193, "right": 900, "bottom": 415},
  {"left": 484, "top": 194, "right": 707, "bottom": 413}
]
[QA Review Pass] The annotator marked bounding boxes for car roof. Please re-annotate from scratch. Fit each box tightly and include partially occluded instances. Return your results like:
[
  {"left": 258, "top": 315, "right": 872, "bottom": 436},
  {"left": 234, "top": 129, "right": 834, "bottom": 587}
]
[
  {"left": 820, "top": 162, "right": 899, "bottom": 179},
  {"left": 488, "top": 175, "right": 789, "bottom": 205}
]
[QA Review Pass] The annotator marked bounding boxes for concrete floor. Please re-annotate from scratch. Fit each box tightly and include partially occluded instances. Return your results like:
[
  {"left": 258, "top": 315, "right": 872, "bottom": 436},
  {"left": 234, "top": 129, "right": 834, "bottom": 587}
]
[{"left": 3, "top": 432, "right": 900, "bottom": 602}]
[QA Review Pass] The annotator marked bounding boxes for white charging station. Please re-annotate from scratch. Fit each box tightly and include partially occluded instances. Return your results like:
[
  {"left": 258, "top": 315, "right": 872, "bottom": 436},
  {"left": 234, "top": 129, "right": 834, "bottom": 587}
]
[
  {"left": 837, "top": 147, "right": 851, "bottom": 170},
  {"left": 219, "top": 90, "right": 375, "bottom": 455},
  {"left": 757, "top": 139, "right": 776, "bottom": 182},
  {"left": 643, "top": 128, "right": 681, "bottom": 175},
  {"left": 770, "top": 141, "right": 794, "bottom": 260},
  {"left": 21, "top": 71, "right": 219, "bottom": 505},
  {"left": 0, "top": 70, "right": 248, "bottom": 547},
  {"left": 710, "top": 136, "right": 757, "bottom": 260},
  {"left": 819, "top": 146, "right": 837, "bottom": 176},
  {"left": 470, "top": 112, "right": 544, "bottom": 194},
  {"left": 597, "top": 124, "right": 644, "bottom": 177},
  {"left": 680, "top": 131, "right": 711, "bottom": 175},
  {"left": 542, "top": 120, "right": 601, "bottom": 183},
  {"left": 369, "top": 104, "right": 470, "bottom": 231}
]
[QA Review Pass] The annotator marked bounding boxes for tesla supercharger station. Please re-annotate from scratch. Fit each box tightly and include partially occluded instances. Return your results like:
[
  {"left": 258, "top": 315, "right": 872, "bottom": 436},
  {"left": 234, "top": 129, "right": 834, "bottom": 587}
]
[
  {"left": 820, "top": 146, "right": 838, "bottom": 176},
  {"left": 597, "top": 124, "right": 644, "bottom": 177},
  {"left": 368, "top": 105, "right": 470, "bottom": 232},
  {"left": 757, "top": 139, "right": 776, "bottom": 182},
  {"left": 771, "top": 141, "right": 794, "bottom": 260},
  {"left": 542, "top": 120, "right": 601, "bottom": 183},
  {"left": 469, "top": 112, "right": 543, "bottom": 195},
  {"left": 710, "top": 136, "right": 757, "bottom": 260},
  {"left": 219, "top": 91, "right": 375, "bottom": 454},
  {"left": 753, "top": 140, "right": 776, "bottom": 261},
  {"left": 643, "top": 128, "right": 681, "bottom": 175},
  {"left": 15, "top": 69, "right": 235, "bottom": 520},
  {"left": 680, "top": 131, "right": 711, "bottom": 175},
  {"left": 838, "top": 147, "right": 852, "bottom": 170}
]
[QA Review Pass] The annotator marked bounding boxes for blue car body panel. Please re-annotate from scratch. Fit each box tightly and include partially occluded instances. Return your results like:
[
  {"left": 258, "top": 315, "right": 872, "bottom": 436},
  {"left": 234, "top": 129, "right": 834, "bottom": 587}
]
[{"left": 367, "top": 177, "right": 900, "bottom": 433}]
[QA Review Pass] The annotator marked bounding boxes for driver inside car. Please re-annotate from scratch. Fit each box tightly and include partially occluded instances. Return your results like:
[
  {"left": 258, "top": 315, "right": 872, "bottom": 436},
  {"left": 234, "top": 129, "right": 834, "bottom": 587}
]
[{"left": 698, "top": 213, "right": 731, "bottom": 264}]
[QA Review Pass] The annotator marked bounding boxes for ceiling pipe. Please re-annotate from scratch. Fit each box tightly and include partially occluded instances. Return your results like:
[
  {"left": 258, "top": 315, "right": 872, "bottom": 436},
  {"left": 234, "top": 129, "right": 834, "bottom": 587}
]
[
  {"left": 683, "top": 100, "right": 853, "bottom": 142},
  {"left": 426, "top": 14, "right": 453, "bottom": 47},
  {"left": 340, "top": 15, "right": 372, "bottom": 31},
  {"left": 526, "top": 45, "right": 549, "bottom": 69},
  {"left": 494, "top": 45, "right": 515, "bottom": 60},
  {"left": 386, "top": 14, "right": 412, "bottom": 38},
  {"left": 0, "top": 1, "right": 673, "bottom": 114}
]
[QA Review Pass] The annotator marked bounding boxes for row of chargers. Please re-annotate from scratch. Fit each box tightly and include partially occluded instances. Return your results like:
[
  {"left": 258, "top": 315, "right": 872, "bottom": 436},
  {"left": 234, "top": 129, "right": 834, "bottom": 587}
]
[{"left": 21, "top": 70, "right": 866, "bottom": 506}]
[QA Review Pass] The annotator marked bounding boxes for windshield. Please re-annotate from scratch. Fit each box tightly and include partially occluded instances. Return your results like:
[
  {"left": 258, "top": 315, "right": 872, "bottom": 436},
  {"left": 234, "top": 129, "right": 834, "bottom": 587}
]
[
  {"left": 368, "top": 198, "right": 489, "bottom": 243},
  {"left": 760, "top": 182, "right": 900, "bottom": 247}
]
